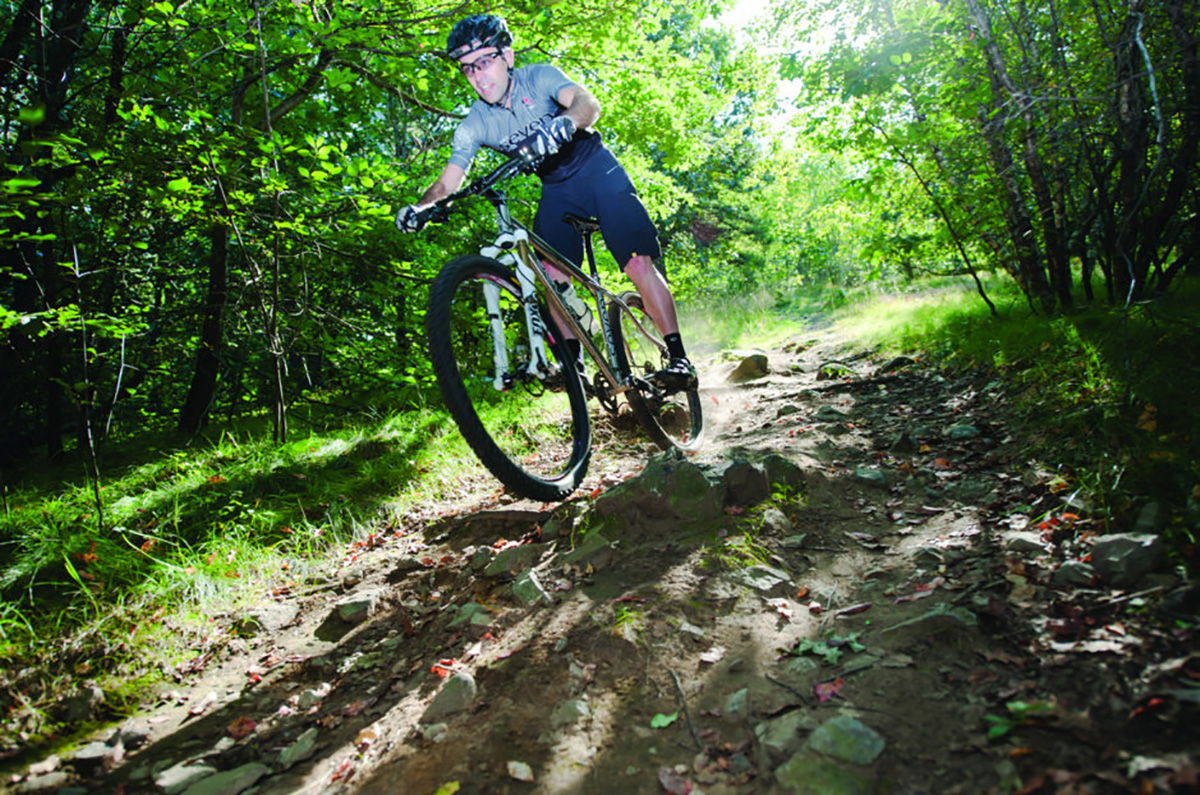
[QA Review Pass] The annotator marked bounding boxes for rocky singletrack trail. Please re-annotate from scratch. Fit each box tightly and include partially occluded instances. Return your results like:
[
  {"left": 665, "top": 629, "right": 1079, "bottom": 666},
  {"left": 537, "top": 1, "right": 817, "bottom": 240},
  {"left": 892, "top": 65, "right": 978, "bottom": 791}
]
[{"left": 12, "top": 328, "right": 1198, "bottom": 794}]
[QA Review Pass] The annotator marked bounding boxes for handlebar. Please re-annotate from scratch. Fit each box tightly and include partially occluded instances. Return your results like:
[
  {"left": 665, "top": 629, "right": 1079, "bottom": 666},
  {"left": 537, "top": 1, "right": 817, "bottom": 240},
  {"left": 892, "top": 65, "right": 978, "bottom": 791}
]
[{"left": 416, "top": 154, "right": 535, "bottom": 227}]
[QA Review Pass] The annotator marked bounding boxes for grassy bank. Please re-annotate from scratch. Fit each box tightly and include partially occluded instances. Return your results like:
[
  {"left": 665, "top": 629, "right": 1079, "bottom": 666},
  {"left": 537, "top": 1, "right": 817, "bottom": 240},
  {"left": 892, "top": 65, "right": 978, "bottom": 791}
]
[{"left": 836, "top": 275, "right": 1199, "bottom": 564}]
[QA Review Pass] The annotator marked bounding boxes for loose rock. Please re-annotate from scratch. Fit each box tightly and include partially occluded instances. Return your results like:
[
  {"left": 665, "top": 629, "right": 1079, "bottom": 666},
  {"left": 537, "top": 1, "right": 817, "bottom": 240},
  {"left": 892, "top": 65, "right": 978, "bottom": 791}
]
[
  {"left": 1090, "top": 533, "right": 1166, "bottom": 587},
  {"left": 728, "top": 354, "right": 770, "bottom": 383}
]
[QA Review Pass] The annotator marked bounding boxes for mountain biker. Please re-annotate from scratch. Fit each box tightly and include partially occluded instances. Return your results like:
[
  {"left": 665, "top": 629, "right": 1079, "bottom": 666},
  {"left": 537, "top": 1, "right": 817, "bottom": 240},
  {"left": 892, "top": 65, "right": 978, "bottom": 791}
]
[{"left": 395, "top": 13, "right": 697, "bottom": 393}]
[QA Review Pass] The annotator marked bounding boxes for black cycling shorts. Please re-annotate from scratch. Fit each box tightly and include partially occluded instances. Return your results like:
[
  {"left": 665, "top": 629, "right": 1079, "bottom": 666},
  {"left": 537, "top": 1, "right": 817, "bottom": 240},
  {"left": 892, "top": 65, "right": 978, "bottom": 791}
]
[{"left": 534, "top": 144, "right": 661, "bottom": 269}]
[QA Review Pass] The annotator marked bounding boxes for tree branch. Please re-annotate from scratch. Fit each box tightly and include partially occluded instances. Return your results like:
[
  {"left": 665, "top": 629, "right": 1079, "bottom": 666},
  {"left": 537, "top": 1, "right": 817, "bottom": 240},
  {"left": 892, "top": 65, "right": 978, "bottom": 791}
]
[{"left": 330, "top": 58, "right": 464, "bottom": 118}]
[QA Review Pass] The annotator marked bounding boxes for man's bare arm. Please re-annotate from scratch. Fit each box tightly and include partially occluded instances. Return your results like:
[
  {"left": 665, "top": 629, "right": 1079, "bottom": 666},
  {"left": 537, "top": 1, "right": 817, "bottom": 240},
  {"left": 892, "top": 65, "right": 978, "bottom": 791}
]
[
  {"left": 556, "top": 83, "right": 601, "bottom": 131},
  {"left": 418, "top": 163, "right": 467, "bottom": 206}
]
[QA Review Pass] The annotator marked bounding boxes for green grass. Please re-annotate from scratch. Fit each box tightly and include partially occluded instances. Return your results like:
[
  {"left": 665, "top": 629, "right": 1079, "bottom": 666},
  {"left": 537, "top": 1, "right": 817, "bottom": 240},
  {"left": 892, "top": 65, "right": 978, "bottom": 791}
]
[
  {"left": 0, "top": 391, "right": 498, "bottom": 754},
  {"left": 681, "top": 280, "right": 833, "bottom": 356}
]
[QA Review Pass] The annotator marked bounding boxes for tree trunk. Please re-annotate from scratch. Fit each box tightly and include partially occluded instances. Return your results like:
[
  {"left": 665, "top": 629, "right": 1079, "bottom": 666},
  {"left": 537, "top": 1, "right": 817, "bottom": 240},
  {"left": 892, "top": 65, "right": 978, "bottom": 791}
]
[
  {"left": 1111, "top": 6, "right": 1151, "bottom": 304},
  {"left": 965, "top": 0, "right": 1057, "bottom": 313},
  {"left": 0, "top": 0, "right": 41, "bottom": 92},
  {"left": 179, "top": 224, "right": 229, "bottom": 434},
  {"left": 1022, "top": 126, "right": 1072, "bottom": 310},
  {"left": 1144, "top": 0, "right": 1200, "bottom": 294},
  {"left": 978, "top": 101, "right": 1054, "bottom": 312}
]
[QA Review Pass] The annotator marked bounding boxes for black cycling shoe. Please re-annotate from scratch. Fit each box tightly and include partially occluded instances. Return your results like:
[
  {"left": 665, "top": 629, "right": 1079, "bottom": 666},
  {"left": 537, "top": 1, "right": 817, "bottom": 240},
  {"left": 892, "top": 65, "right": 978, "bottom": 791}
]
[{"left": 651, "top": 357, "right": 698, "bottom": 394}]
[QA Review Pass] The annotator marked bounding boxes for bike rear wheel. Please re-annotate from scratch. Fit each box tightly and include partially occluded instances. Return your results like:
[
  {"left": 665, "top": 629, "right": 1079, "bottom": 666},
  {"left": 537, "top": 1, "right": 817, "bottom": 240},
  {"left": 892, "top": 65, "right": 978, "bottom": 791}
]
[
  {"left": 608, "top": 291, "right": 704, "bottom": 451},
  {"left": 427, "top": 256, "right": 591, "bottom": 501}
]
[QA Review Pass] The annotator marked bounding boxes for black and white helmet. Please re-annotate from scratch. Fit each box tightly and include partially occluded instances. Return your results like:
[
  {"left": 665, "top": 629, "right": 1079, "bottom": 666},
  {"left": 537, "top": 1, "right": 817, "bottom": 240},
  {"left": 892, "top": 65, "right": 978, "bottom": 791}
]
[{"left": 446, "top": 14, "right": 513, "bottom": 60}]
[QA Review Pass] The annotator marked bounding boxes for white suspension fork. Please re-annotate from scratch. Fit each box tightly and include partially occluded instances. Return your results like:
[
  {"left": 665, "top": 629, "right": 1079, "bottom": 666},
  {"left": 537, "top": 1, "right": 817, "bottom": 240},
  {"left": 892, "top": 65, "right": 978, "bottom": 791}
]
[
  {"left": 514, "top": 256, "right": 553, "bottom": 381},
  {"left": 480, "top": 279, "right": 510, "bottom": 392},
  {"left": 480, "top": 228, "right": 552, "bottom": 389}
]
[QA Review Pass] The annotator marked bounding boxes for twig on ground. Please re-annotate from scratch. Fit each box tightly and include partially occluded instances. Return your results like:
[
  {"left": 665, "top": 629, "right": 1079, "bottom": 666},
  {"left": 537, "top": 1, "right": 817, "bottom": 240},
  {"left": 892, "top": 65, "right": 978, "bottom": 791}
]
[
  {"left": 1097, "top": 585, "right": 1165, "bottom": 605},
  {"left": 669, "top": 668, "right": 704, "bottom": 752},
  {"left": 817, "top": 664, "right": 875, "bottom": 684},
  {"left": 766, "top": 673, "right": 810, "bottom": 706}
]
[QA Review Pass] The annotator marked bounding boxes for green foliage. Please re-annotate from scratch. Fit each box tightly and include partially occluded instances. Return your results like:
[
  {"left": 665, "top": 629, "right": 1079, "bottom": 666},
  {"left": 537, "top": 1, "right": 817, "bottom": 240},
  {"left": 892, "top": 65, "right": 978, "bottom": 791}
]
[
  {"left": 773, "top": 0, "right": 1199, "bottom": 311},
  {"left": 984, "top": 700, "right": 1058, "bottom": 740},
  {"left": 614, "top": 604, "right": 645, "bottom": 636},
  {"left": 650, "top": 711, "right": 680, "bottom": 728},
  {"left": 788, "top": 632, "right": 866, "bottom": 666},
  {"left": 701, "top": 533, "right": 761, "bottom": 570}
]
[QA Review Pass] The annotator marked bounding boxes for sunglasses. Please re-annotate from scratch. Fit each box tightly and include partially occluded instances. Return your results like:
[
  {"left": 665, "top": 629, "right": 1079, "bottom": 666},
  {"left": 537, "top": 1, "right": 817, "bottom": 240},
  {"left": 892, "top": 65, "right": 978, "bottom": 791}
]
[{"left": 459, "top": 51, "right": 501, "bottom": 77}]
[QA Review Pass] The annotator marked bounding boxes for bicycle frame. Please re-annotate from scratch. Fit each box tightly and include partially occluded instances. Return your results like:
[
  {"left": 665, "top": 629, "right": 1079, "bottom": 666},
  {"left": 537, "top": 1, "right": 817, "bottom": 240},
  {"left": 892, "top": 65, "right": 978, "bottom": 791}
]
[{"left": 474, "top": 182, "right": 664, "bottom": 403}]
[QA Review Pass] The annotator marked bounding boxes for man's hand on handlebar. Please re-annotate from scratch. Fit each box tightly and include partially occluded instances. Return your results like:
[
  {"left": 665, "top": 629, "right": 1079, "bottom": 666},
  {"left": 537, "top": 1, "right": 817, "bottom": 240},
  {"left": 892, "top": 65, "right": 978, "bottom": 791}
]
[
  {"left": 395, "top": 203, "right": 429, "bottom": 233},
  {"left": 395, "top": 203, "right": 450, "bottom": 233},
  {"left": 396, "top": 153, "right": 541, "bottom": 233}
]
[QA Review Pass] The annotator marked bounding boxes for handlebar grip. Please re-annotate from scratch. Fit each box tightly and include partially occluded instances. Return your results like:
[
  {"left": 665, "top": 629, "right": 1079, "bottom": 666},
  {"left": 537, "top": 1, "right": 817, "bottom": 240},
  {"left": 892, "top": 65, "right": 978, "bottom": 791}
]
[{"left": 420, "top": 205, "right": 450, "bottom": 226}]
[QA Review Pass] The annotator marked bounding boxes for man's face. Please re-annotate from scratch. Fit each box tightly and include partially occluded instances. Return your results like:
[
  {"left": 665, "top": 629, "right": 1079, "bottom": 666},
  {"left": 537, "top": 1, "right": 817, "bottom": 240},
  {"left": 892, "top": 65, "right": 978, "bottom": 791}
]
[{"left": 458, "top": 47, "right": 512, "bottom": 105}]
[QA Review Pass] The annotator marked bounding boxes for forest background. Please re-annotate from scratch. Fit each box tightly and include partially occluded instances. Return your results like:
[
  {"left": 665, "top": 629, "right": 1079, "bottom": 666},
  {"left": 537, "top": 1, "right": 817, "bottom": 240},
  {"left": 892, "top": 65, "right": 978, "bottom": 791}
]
[{"left": 1, "top": 0, "right": 1197, "bottom": 758}]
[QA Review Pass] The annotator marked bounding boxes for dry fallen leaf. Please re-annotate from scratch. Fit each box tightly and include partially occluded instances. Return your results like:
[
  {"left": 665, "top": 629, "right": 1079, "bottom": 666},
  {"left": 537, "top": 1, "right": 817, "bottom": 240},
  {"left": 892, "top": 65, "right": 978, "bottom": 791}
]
[
  {"left": 815, "top": 677, "right": 844, "bottom": 704},
  {"left": 699, "top": 645, "right": 727, "bottom": 664},
  {"left": 330, "top": 758, "right": 355, "bottom": 783},
  {"left": 188, "top": 692, "right": 218, "bottom": 717},
  {"left": 767, "top": 598, "right": 794, "bottom": 619},
  {"left": 657, "top": 766, "right": 692, "bottom": 795},
  {"left": 226, "top": 717, "right": 257, "bottom": 740}
]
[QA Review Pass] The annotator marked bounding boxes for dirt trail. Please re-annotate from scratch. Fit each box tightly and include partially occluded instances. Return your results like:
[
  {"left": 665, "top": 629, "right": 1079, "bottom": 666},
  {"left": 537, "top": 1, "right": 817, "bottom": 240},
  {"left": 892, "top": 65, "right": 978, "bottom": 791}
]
[{"left": 11, "top": 328, "right": 1198, "bottom": 794}]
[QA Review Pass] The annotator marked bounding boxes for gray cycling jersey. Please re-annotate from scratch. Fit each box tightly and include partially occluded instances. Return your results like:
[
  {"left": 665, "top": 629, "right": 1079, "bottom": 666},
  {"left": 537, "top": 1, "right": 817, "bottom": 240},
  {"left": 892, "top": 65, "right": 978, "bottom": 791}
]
[{"left": 449, "top": 63, "right": 600, "bottom": 183}]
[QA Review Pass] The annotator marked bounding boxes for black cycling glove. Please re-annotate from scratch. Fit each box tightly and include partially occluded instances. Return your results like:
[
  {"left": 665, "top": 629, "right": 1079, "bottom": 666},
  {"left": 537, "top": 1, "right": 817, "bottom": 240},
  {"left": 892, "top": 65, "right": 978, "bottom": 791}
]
[{"left": 517, "top": 116, "right": 576, "bottom": 159}]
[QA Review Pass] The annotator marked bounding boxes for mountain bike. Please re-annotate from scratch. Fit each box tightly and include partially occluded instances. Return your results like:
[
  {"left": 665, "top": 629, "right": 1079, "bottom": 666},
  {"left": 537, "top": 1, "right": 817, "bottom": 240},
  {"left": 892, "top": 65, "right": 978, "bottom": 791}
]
[{"left": 418, "top": 154, "right": 704, "bottom": 502}]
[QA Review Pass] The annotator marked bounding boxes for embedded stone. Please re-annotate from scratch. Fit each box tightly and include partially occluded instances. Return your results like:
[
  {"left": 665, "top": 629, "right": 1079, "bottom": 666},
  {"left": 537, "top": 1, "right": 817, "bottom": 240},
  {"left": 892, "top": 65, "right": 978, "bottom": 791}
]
[
  {"left": 775, "top": 750, "right": 873, "bottom": 794},
  {"left": 484, "top": 543, "right": 548, "bottom": 578},
  {"left": 803, "top": 715, "right": 885, "bottom": 765},
  {"left": 421, "top": 672, "right": 477, "bottom": 722},
  {"left": 728, "top": 354, "right": 769, "bottom": 383},
  {"left": 179, "top": 762, "right": 270, "bottom": 795},
  {"left": 278, "top": 727, "right": 319, "bottom": 769}
]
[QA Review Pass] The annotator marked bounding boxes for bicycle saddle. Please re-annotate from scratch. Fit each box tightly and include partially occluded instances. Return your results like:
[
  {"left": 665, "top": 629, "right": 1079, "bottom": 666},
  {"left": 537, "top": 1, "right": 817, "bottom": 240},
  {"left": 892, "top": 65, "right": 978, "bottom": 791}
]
[{"left": 561, "top": 213, "right": 601, "bottom": 235}]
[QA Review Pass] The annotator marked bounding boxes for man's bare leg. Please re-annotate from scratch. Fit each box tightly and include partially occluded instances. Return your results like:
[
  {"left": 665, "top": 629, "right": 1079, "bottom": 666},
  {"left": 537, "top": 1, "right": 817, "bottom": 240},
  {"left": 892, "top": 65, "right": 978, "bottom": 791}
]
[
  {"left": 624, "top": 255, "right": 679, "bottom": 336},
  {"left": 624, "top": 255, "right": 694, "bottom": 391}
]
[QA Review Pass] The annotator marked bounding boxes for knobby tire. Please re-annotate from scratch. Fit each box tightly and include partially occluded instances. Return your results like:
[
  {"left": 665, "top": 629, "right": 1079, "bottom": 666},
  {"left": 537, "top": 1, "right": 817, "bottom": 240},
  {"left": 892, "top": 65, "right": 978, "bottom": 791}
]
[
  {"left": 427, "top": 256, "right": 591, "bottom": 502},
  {"left": 608, "top": 291, "right": 704, "bottom": 451}
]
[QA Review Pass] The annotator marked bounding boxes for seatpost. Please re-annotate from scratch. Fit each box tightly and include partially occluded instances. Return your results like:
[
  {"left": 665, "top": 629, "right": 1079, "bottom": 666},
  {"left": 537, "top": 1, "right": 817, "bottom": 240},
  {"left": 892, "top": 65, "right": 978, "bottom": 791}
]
[
  {"left": 575, "top": 226, "right": 619, "bottom": 374},
  {"left": 582, "top": 228, "right": 600, "bottom": 280}
]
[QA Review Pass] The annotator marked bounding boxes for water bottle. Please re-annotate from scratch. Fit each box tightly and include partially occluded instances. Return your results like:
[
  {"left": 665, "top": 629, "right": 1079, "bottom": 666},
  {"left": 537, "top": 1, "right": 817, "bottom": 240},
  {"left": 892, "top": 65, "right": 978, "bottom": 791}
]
[{"left": 557, "top": 282, "right": 597, "bottom": 337}]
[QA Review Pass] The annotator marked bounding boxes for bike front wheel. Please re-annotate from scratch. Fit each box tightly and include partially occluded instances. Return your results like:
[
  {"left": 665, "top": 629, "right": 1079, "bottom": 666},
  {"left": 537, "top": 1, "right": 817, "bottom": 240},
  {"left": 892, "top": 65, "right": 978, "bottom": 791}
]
[
  {"left": 427, "top": 256, "right": 591, "bottom": 502},
  {"left": 608, "top": 291, "right": 704, "bottom": 451}
]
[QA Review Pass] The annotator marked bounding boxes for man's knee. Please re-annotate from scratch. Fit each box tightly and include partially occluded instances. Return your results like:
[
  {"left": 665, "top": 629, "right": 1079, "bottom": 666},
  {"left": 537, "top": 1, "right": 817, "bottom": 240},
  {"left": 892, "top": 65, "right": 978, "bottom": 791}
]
[{"left": 624, "top": 254, "right": 659, "bottom": 285}]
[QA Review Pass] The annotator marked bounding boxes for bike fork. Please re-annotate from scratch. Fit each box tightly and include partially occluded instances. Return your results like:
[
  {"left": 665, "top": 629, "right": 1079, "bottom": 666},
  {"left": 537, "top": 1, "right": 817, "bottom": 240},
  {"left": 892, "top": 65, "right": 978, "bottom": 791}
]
[
  {"left": 514, "top": 258, "right": 554, "bottom": 381},
  {"left": 480, "top": 280, "right": 512, "bottom": 392}
]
